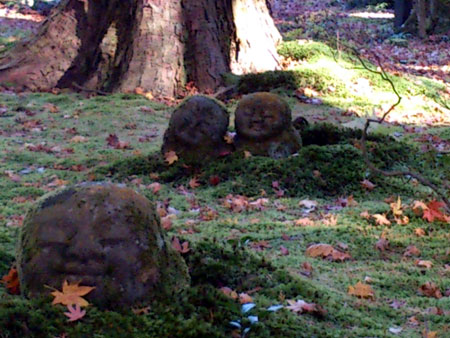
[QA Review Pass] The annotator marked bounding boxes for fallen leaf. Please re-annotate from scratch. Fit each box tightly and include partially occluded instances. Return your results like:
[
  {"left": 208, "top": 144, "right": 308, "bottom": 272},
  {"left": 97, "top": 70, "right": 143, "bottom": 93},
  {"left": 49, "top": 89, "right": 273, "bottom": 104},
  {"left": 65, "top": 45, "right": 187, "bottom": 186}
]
[
  {"left": 161, "top": 216, "right": 172, "bottom": 230},
  {"left": 300, "top": 262, "right": 313, "bottom": 277},
  {"left": 171, "top": 236, "right": 190, "bottom": 254},
  {"left": 422, "top": 330, "right": 437, "bottom": 338},
  {"left": 64, "top": 304, "right": 86, "bottom": 322},
  {"left": 4, "top": 170, "right": 21, "bottom": 182},
  {"left": 43, "top": 103, "right": 59, "bottom": 113},
  {"left": 249, "top": 240, "right": 271, "bottom": 251},
  {"left": 389, "top": 196, "right": 403, "bottom": 218},
  {"left": 423, "top": 200, "right": 450, "bottom": 223},
  {"left": 209, "top": 175, "right": 220, "bottom": 186},
  {"left": 414, "top": 228, "right": 426, "bottom": 237},
  {"left": 418, "top": 282, "right": 442, "bottom": 299},
  {"left": 280, "top": 246, "right": 289, "bottom": 256},
  {"left": 219, "top": 287, "right": 238, "bottom": 300},
  {"left": 132, "top": 306, "right": 151, "bottom": 315},
  {"left": 298, "top": 199, "right": 318, "bottom": 209},
  {"left": 189, "top": 177, "right": 200, "bottom": 189},
  {"left": 243, "top": 150, "right": 252, "bottom": 158},
  {"left": 51, "top": 280, "right": 95, "bottom": 307},
  {"left": 1, "top": 267, "right": 20, "bottom": 295},
  {"left": 70, "top": 135, "right": 88, "bottom": 143},
  {"left": 239, "top": 293, "right": 253, "bottom": 304},
  {"left": 372, "top": 214, "right": 391, "bottom": 226},
  {"left": 404, "top": 245, "right": 421, "bottom": 257},
  {"left": 412, "top": 200, "right": 428, "bottom": 216},
  {"left": 415, "top": 260, "right": 433, "bottom": 269},
  {"left": 286, "top": 299, "right": 327, "bottom": 317},
  {"left": 148, "top": 182, "right": 161, "bottom": 194},
  {"left": 295, "top": 218, "right": 314, "bottom": 226},
  {"left": 361, "top": 179, "right": 376, "bottom": 191},
  {"left": 164, "top": 151, "right": 178, "bottom": 165},
  {"left": 360, "top": 211, "right": 371, "bottom": 219},
  {"left": 348, "top": 282, "right": 375, "bottom": 300},
  {"left": 305, "top": 243, "right": 351, "bottom": 262},
  {"left": 375, "top": 238, "right": 389, "bottom": 252}
]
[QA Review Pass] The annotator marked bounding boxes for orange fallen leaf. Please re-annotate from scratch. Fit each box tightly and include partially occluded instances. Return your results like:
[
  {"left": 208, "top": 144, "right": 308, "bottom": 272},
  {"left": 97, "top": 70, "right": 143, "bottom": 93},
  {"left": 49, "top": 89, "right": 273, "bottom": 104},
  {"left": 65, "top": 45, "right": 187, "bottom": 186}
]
[
  {"left": 70, "top": 135, "right": 88, "bottom": 143},
  {"left": 189, "top": 177, "right": 201, "bottom": 189},
  {"left": 415, "top": 260, "right": 433, "bottom": 269},
  {"left": 404, "top": 245, "right": 421, "bottom": 257},
  {"left": 148, "top": 182, "right": 161, "bottom": 194},
  {"left": 171, "top": 236, "right": 190, "bottom": 254},
  {"left": 51, "top": 280, "right": 95, "bottom": 307},
  {"left": 348, "top": 282, "right": 375, "bottom": 300},
  {"left": 414, "top": 228, "right": 426, "bottom": 237},
  {"left": 43, "top": 103, "right": 59, "bottom": 113},
  {"left": 164, "top": 151, "right": 178, "bottom": 165},
  {"left": 295, "top": 217, "right": 314, "bottom": 226},
  {"left": 372, "top": 214, "right": 391, "bottom": 226},
  {"left": 422, "top": 330, "right": 437, "bottom": 338},
  {"left": 219, "top": 287, "right": 238, "bottom": 300},
  {"left": 418, "top": 282, "right": 442, "bottom": 299},
  {"left": 361, "top": 179, "right": 376, "bottom": 191},
  {"left": 1, "top": 267, "right": 20, "bottom": 295},
  {"left": 395, "top": 215, "right": 409, "bottom": 225},
  {"left": 412, "top": 200, "right": 428, "bottom": 216},
  {"left": 360, "top": 211, "right": 371, "bottom": 219},
  {"left": 239, "top": 293, "right": 253, "bottom": 304},
  {"left": 375, "top": 238, "right": 389, "bottom": 252}
]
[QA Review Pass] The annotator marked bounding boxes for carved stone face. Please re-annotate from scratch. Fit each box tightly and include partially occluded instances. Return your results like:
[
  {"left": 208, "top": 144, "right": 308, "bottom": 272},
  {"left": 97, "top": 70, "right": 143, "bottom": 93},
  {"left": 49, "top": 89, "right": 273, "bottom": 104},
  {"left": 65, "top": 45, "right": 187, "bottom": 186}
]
[
  {"left": 235, "top": 92, "right": 291, "bottom": 140},
  {"left": 18, "top": 183, "right": 189, "bottom": 307},
  {"left": 171, "top": 96, "right": 229, "bottom": 146}
]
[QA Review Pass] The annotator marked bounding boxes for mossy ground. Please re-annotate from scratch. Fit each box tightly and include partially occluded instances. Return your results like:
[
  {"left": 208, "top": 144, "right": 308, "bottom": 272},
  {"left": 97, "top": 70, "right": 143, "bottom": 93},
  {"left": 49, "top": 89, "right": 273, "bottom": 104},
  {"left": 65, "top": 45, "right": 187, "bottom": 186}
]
[{"left": 1, "top": 5, "right": 450, "bottom": 338}]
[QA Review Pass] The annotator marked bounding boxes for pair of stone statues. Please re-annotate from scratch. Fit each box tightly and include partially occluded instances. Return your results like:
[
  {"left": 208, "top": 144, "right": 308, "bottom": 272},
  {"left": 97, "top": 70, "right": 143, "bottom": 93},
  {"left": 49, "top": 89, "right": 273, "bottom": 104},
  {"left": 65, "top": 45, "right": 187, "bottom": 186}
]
[{"left": 162, "top": 92, "right": 302, "bottom": 162}]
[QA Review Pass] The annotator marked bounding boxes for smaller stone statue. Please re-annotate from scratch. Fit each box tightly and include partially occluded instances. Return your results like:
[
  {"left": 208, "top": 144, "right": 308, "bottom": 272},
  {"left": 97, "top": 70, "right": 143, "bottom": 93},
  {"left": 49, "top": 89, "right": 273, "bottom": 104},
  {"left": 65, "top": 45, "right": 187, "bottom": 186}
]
[
  {"left": 234, "top": 92, "right": 301, "bottom": 158},
  {"left": 161, "top": 95, "right": 232, "bottom": 163},
  {"left": 17, "top": 182, "right": 189, "bottom": 308}
]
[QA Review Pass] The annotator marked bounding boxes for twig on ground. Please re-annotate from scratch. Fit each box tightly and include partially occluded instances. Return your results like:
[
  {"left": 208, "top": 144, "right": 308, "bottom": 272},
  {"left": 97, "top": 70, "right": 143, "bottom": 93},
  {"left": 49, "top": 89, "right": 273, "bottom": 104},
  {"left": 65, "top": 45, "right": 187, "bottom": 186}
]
[
  {"left": 71, "top": 82, "right": 110, "bottom": 96},
  {"left": 349, "top": 48, "right": 450, "bottom": 212}
]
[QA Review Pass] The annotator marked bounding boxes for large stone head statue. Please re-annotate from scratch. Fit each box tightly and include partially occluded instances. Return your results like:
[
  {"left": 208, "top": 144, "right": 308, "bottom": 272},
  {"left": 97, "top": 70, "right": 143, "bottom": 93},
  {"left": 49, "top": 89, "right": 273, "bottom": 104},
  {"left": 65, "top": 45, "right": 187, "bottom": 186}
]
[
  {"left": 161, "top": 95, "right": 231, "bottom": 163},
  {"left": 234, "top": 92, "right": 301, "bottom": 158},
  {"left": 17, "top": 183, "right": 189, "bottom": 308}
]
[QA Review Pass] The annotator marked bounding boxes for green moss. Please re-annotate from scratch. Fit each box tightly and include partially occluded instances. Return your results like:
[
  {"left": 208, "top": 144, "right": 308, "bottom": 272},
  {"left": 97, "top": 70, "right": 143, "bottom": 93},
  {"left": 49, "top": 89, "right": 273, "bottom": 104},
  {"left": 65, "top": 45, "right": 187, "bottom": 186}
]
[{"left": 277, "top": 41, "right": 331, "bottom": 61}]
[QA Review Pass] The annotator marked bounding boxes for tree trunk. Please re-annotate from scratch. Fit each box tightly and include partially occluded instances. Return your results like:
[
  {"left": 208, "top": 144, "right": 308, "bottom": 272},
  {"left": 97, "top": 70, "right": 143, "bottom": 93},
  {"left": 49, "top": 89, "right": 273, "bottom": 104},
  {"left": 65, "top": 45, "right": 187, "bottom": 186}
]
[{"left": 0, "top": 0, "right": 281, "bottom": 97}]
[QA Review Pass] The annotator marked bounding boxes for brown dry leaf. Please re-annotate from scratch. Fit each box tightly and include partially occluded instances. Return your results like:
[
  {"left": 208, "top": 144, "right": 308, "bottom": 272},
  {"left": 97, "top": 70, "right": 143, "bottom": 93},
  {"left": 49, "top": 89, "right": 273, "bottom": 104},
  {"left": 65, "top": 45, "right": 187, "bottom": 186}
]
[
  {"left": 372, "top": 214, "right": 391, "bottom": 226},
  {"left": 348, "top": 282, "right": 375, "bottom": 300},
  {"left": 132, "top": 306, "right": 151, "bottom": 315},
  {"left": 47, "top": 178, "right": 69, "bottom": 187},
  {"left": 375, "top": 238, "right": 389, "bottom": 252},
  {"left": 223, "top": 194, "right": 249, "bottom": 213},
  {"left": 164, "top": 151, "right": 178, "bottom": 165},
  {"left": 161, "top": 216, "right": 172, "bottom": 230},
  {"left": 361, "top": 179, "right": 376, "bottom": 191},
  {"left": 285, "top": 299, "right": 327, "bottom": 317},
  {"left": 412, "top": 200, "right": 428, "bottom": 215},
  {"left": 189, "top": 177, "right": 201, "bottom": 189},
  {"left": 306, "top": 243, "right": 351, "bottom": 262},
  {"left": 418, "top": 282, "right": 442, "bottom": 299},
  {"left": 51, "top": 280, "right": 95, "bottom": 307},
  {"left": 395, "top": 215, "right": 409, "bottom": 225},
  {"left": 280, "top": 245, "right": 289, "bottom": 256},
  {"left": 414, "top": 228, "right": 426, "bottom": 237},
  {"left": 360, "top": 211, "right": 371, "bottom": 219},
  {"left": 295, "top": 217, "right": 314, "bottom": 226},
  {"left": 322, "top": 214, "right": 338, "bottom": 226},
  {"left": 239, "top": 293, "right": 253, "bottom": 304},
  {"left": 422, "top": 330, "right": 437, "bottom": 338},
  {"left": 243, "top": 150, "right": 252, "bottom": 158},
  {"left": 43, "top": 103, "right": 59, "bottom": 113},
  {"left": 298, "top": 199, "right": 318, "bottom": 209},
  {"left": 224, "top": 132, "right": 234, "bottom": 144},
  {"left": 148, "top": 182, "right": 161, "bottom": 194},
  {"left": 1, "top": 267, "right": 20, "bottom": 295},
  {"left": 70, "top": 135, "right": 88, "bottom": 143},
  {"left": 4, "top": 170, "right": 21, "bottom": 182},
  {"left": 171, "top": 237, "right": 190, "bottom": 254},
  {"left": 415, "top": 260, "right": 433, "bottom": 269},
  {"left": 219, "top": 287, "right": 238, "bottom": 300},
  {"left": 250, "top": 240, "right": 271, "bottom": 251},
  {"left": 404, "top": 245, "right": 421, "bottom": 257}
]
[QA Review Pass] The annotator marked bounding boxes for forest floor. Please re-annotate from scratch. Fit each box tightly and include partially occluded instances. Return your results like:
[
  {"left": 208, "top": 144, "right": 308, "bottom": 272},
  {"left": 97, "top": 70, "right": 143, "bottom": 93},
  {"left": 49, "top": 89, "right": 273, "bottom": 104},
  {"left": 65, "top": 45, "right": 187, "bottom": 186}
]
[{"left": 0, "top": 1, "right": 449, "bottom": 337}]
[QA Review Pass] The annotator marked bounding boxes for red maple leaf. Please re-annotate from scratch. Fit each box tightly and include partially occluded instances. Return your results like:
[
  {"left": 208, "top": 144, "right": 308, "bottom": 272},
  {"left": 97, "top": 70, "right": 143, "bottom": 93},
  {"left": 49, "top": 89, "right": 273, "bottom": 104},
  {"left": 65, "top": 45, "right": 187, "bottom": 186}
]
[
  {"left": 423, "top": 200, "right": 450, "bottom": 223},
  {"left": 1, "top": 267, "right": 20, "bottom": 295}
]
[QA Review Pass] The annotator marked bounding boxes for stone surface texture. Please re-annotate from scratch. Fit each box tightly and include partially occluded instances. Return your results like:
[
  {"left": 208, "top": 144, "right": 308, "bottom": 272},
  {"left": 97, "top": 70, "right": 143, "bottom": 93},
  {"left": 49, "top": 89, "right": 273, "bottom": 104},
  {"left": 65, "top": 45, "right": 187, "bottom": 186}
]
[
  {"left": 161, "top": 95, "right": 232, "bottom": 163},
  {"left": 234, "top": 92, "right": 301, "bottom": 158},
  {"left": 17, "top": 182, "right": 189, "bottom": 308}
]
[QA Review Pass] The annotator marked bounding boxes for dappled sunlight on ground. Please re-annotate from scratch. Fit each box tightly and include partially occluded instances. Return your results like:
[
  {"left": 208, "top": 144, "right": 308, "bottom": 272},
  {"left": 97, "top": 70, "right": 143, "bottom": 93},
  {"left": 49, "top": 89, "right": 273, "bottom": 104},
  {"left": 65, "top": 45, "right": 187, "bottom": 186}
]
[{"left": 348, "top": 11, "right": 394, "bottom": 19}]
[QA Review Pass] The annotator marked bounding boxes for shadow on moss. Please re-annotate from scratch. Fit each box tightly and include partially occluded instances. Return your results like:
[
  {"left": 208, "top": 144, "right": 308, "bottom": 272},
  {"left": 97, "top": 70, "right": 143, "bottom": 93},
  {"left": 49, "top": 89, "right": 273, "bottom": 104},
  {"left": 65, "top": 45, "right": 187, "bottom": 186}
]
[{"left": 99, "top": 123, "right": 426, "bottom": 198}]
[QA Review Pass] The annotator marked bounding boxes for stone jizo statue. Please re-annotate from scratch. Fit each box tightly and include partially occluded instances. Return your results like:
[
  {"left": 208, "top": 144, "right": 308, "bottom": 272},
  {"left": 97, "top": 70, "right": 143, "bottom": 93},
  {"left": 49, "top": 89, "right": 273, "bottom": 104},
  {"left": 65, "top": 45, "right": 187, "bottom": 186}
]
[{"left": 17, "top": 182, "right": 189, "bottom": 308}]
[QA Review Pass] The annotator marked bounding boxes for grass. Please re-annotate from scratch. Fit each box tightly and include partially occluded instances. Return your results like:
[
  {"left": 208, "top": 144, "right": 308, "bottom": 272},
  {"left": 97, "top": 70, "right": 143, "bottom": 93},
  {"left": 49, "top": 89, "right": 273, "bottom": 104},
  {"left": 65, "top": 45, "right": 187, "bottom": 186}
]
[{"left": 0, "top": 9, "right": 449, "bottom": 338}]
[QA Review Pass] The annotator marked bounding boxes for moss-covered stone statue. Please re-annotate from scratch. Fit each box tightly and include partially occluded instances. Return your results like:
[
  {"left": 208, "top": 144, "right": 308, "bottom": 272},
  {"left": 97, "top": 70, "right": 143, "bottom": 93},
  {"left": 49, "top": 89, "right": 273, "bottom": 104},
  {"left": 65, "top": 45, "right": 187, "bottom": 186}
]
[
  {"left": 161, "top": 95, "right": 232, "bottom": 163},
  {"left": 17, "top": 182, "right": 189, "bottom": 308},
  {"left": 234, "top": 92, "right": 301, "bottom": 158}
]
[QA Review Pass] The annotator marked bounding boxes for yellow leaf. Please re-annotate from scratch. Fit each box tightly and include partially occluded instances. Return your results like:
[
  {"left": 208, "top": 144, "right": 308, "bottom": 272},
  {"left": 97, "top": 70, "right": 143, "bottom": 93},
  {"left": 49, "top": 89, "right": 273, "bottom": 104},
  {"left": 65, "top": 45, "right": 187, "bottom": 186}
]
[
  {"left": 51, "top": 280, "right": 95, "bottom": 307},
  {"left": 164, "top": 151, "right": 178, "bottom": 165},
  {"left": 372, "top": 214, "right": 391, "bottom": 226},
  {"left": 390, "top": 196, "right": 403, "bottom": 217},
  {"left": 348, "top": 282, "right": 375, "bottom": 300},
  {"left": 414, "top": 228, "right": 426, "bottom": 237},
  {"left": 70, "top": 135, "right": 88, "bottom": 143},
  {"left": 244, "top": 150, "right": 252, "bottom": 158}
]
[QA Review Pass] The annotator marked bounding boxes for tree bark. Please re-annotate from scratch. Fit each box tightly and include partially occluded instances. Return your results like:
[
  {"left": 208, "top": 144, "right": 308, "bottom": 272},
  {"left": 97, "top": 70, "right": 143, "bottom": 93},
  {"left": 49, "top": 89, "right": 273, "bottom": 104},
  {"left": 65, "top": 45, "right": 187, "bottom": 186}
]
[{"left": 0, "top": 0, "right": 281, "bottom": 97}]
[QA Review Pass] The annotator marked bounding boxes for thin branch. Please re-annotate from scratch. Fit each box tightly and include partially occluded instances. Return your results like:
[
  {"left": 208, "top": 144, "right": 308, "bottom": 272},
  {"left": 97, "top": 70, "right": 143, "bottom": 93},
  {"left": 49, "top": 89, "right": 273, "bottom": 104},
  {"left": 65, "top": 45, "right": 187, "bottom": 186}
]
[
  {"left": 71, "top": 82, "right": 110, "bottom": 96},
  {"left": 348, "top": 48, "right": 450, "bottom": 212}
]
